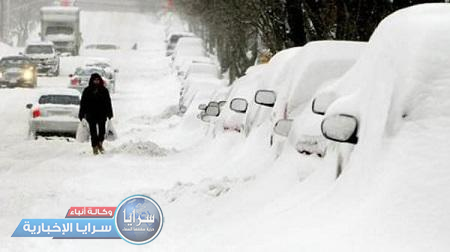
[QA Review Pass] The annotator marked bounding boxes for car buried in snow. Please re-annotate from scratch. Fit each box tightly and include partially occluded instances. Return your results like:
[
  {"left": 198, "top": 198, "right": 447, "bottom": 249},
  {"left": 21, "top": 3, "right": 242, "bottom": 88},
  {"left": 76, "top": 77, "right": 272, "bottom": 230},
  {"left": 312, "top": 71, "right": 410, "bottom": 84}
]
[
  {"left": 165, "top": 32, "right": 195, "bottom": 57},
  {"left": 0, "top": 56, "right": 37, "bottom": 88},
  {"left": 26, "top": 88, "right": 81, "bottom": 139},
  {"left": 265, "top": 41, "right": 365, "bottom": 157},
  {"left": 318, "top": 4, "right": 450, "bottom": 180}
]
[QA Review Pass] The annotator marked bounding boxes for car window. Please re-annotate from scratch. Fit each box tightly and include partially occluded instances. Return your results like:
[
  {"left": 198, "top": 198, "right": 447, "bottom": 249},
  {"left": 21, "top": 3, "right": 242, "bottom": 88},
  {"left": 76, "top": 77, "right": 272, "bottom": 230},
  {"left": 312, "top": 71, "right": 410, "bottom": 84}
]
[
  {"left": 74, "top": 68, "right": 106, "bottom": 77},
  {"left": 39, "top": 95, "right": 80, "bottom": 105},
  {"left": 0, "top": 59, "right": 29, "bottom": 67},
  {"left": 46, "top": 26, "right": 73, "bottom": 35},
  {"left": 25, "top": 45, "right": 54, "bottom": 54}
]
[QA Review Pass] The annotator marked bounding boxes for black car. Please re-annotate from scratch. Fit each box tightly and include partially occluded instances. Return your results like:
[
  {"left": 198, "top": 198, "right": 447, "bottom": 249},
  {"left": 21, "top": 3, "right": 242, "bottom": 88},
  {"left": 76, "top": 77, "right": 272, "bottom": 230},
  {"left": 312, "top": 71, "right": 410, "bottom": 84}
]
[{"left": 0, "top": 56, "right": 37, "bottom": 88}]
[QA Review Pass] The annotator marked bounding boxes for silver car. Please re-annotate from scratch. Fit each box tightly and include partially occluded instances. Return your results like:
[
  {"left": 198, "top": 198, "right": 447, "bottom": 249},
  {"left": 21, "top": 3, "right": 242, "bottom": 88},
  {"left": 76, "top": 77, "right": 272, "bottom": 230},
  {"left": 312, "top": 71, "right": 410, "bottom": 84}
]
[
  {"left": 68, "top": 66, "right": 112, "bottom": 93},
  {"left": 27, "top": 89, "right": 80, "bottom": 139}
]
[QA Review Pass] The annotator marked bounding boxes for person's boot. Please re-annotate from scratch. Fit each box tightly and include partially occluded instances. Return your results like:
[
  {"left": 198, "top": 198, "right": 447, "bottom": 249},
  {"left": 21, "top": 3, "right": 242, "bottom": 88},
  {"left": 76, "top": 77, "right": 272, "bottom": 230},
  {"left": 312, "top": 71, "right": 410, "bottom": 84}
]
[
  {"left": 98, "top": 141, "right": 105, "bottom": 154},
  {"left": 93, "top": 146, "right": 99, "bottom": 155}
]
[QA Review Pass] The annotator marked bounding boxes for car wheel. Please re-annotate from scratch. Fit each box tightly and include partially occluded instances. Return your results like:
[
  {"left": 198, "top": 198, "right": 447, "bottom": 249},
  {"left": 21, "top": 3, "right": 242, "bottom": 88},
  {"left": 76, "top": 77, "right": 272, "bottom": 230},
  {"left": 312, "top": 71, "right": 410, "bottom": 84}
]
[{"left": 28, "top": 129, "right": 38, "bottom": 140}]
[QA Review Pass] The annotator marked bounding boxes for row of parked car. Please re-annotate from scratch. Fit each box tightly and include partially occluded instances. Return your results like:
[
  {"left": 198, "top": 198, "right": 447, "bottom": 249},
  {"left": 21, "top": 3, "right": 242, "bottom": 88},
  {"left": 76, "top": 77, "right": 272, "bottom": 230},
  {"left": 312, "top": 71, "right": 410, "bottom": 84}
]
[
  {"left": 165, "top": 31, "right": 226, "bottom": 115},
  {"left": 188, "top": 4, "right": 450, "bottom": 178}
]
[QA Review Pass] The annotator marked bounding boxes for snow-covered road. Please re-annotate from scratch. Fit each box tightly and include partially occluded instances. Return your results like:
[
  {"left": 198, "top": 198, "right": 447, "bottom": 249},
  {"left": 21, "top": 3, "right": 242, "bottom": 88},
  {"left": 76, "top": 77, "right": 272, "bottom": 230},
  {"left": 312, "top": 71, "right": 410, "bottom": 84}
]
[{"left": 1, "top": 10, "right": 279, "bottom": 252}]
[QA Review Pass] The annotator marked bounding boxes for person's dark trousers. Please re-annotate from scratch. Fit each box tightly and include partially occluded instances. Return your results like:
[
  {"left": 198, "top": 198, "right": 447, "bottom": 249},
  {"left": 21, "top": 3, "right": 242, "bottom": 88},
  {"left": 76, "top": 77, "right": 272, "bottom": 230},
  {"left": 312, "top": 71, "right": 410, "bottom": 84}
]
[{"left": 87, "top": 119, "right": 106, "bottom": 147}]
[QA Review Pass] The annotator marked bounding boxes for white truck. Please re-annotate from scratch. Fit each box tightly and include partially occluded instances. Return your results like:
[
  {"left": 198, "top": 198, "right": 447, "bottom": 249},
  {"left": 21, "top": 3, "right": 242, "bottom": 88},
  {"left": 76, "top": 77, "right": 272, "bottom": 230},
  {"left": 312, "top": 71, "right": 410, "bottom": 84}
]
[{"left": 40, "top": 6, "right": 82, "bottom": 56}]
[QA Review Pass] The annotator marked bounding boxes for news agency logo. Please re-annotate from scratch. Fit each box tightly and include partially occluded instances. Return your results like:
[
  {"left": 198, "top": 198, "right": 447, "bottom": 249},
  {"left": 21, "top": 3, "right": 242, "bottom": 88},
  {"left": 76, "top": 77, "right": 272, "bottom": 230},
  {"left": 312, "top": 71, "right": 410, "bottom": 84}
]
[
  {"left": 114, "top": 195, "right": 164, "bottom": 245},
  {"left": 12, "top": 194, "right": 164, "bottom": 245}
]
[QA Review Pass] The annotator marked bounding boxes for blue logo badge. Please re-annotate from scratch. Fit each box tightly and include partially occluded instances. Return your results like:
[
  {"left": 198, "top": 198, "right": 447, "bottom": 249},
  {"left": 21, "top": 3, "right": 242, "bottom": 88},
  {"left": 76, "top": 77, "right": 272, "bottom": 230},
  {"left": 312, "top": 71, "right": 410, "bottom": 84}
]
[{"left": 114, "top": 195, "right": 164, "bottom": 245}]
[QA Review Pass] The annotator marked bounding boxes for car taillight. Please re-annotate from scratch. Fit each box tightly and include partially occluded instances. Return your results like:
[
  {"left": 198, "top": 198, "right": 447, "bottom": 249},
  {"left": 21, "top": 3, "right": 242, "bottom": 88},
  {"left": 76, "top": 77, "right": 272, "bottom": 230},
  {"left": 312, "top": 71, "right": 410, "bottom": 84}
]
[
  {"left": 71, "top": 78, "right": 79, "bottom": 86},
  {"left": 32, "top": 109, "right": 41, "bottom": 118}
]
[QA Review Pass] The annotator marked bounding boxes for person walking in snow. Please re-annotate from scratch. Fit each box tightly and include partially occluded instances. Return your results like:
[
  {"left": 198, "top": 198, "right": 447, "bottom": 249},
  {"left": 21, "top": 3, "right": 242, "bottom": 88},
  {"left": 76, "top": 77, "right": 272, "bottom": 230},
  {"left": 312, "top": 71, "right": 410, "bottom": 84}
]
[{"left": 78, "top": 73, "right": 113, "bottom": 155}]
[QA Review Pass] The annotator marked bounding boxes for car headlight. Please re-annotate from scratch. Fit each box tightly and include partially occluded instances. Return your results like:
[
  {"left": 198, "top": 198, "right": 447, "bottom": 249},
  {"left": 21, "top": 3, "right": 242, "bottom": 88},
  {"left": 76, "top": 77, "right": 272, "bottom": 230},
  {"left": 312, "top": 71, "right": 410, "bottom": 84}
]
[{"left": 23, "top": 70, "right": 34, "bottom": 80}]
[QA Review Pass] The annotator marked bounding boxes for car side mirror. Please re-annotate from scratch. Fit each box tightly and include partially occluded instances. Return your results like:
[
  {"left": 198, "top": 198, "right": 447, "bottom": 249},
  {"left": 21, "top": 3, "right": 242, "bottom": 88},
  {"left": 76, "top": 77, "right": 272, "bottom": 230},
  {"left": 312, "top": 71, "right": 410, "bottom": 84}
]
[
  {"left": 321, "top": 114, "right": 358, "bottom": 144},
  {"left": 205, "top": 103, "right": 220, "bottom": 117},
  {"left": 114, "top": 69, "right": 119, "bottom": 73},
  {"left": 312, "top": 92, "right": 338, "bottom": 115},
  {"left": 19, "top": 52, "right": 23, "bottom": 55},
  {"left": 218, "top": 100, "right": 226, "bottom": 107},
  {"left": 255, "top": 89, "right": 276, "bottom": 107},
  {"left": 26, "top": 104, "right": 32, "bottom": 109},
  {"left": 230, "top": 98, "right": 248, "bottom": 113},
  {"left": 69, "top": 74, "right": 73, "bottom": 78},
  {"left": 198, "top": 104, "right": 207, "bottom": 110},
  {"left": 273, "top": 119, "right": 293, "bottom": 137}
]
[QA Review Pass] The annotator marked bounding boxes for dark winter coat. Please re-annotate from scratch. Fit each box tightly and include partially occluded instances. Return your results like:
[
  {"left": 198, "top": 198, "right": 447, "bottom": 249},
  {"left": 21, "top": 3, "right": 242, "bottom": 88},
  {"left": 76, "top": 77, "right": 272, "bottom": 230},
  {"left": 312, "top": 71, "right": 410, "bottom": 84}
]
[{"left": 78, "top": 73, "right": 113, "bottom": 121}]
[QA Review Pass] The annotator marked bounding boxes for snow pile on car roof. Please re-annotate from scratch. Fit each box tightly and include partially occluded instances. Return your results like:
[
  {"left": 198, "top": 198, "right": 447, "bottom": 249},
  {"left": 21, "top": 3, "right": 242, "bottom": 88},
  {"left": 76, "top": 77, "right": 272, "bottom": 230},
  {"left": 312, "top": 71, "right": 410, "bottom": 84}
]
[{"left": 292, "top": 4, "right": 450, "bottom": 251}]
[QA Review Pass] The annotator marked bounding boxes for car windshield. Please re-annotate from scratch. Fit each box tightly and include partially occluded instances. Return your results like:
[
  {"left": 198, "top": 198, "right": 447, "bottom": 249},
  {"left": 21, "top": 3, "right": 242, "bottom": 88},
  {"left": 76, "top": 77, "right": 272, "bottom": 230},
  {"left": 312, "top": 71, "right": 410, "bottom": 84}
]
[
  {"left": 0, "top": 59, "right": 29, "bottom": 67},
  {"left": 25, "top": 45, "right": 53, "bottom": 54},
  {"left": 87, "top": 62, "right": 110, "bottom": 69},
  {"left": 75, "top": 68, "right": 106, "bottom": 77},
  {"left": 39, "top": 95, "right": 80, "bottom": 105},
  {"left": 46, "top": 26, "right": 73, "bottom": 35}
]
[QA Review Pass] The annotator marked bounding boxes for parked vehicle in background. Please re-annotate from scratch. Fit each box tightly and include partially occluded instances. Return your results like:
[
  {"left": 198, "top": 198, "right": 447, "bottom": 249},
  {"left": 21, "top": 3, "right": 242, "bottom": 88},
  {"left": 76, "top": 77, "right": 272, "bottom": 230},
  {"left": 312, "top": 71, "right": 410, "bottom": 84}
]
[
  {"left": 68, "top": 66, "right": 111, "bottom": 93},
  {"left": 179, "top": 71, "right": 224, "bottom": 115},
  {"left": 0, "top": 56, "right": 37, "bottom": 88},
  {"left": 40, "top": 6, "right": 82, "bottom": 56},
  {"left": 27, "top": 89, "right": 80, "bottom": 139},
  {"left": 172, "top": 37, "right": 206, "bottom": 72},
  {"left": 182, "top": 62, "right": 220, "bottom": 81},
  {"left": 24, "top": 41, "right": 60, "bottom": 76},
  {"left": 84, "top": 58, "right": 118, "bottom": 93},
  {"left": 165, "top": 32, "right": 194, "bottom": 56},
  {"left": 84, "top": 44, "right": 119, "bottom": 50},
  {"left": 177, "top": 56, "right": 214, "bottom": 79}
]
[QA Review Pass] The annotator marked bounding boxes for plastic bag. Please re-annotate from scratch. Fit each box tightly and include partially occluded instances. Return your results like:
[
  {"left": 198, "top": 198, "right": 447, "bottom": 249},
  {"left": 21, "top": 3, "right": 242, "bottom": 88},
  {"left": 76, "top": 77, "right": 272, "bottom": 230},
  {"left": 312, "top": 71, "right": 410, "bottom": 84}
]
[
  {"left": 76, "top": 119, "right": 90, "bottom": 143},
  {"left": 105, "top": 119, "right": 117, "bottom": 141}
]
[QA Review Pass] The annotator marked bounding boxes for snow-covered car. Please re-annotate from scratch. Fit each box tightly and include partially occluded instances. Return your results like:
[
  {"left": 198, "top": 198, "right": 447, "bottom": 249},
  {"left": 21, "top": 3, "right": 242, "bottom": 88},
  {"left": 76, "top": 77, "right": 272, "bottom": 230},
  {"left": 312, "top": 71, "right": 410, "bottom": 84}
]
[
  {"left": 24, "top": 41, "right": 60, "bottom": 76},
  {"left": 320, "top": 4, "right": 450, "bottom": 180},
  {"left": 171, "top": 37, "right": 206, "bottom": 72},
  {"left": 212, "top": 64, "right": 266, "bottom": 134},
  {"left": 176, "top": 56, "right": 215, "bottom": 78},
  {"left": 165, "top": 32, "right": 194, "bottom": 56},
  {"left": 242, "top": 46, "right": 303, "bottom": 136},
  {"left": 0, "top": 56, "right": 37, "bottom": 88},
  {"left": 181, "top": 62, "right": 220, "bottom": 81},
  {"left": 85, "top": 57, "right": 118, "bottom": 93},
  {"left": 26, "top": 88, "right": 80, "bottom": 139},
  {"left": 179, "top": 73, "right": 224, "bottom": 114},
  {"left": 84, "top": 44, "right": 119, "bottom": 50},
  {"left": 68, "top": 66, "right": 111, "bottom": 93},
  {"left": 266, "top": 41, "right": 366, "bottom": 156}
]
